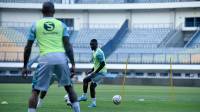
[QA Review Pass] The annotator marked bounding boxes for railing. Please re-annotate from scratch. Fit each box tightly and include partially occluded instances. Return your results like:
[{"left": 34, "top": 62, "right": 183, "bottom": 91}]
[
  {"left": 107, "top": 52, "right": 200, "bottom": 64},
  {"left": 0, "top": 42, "right": 26, "bottom": 47},
  {"left": 0, "top": 42, "right": 39, "bottom": 47},
  {"left": 0, "top": 21, "right": 32, "bottom": 27},
  {"left": 120, "top": 43, "right": 158, "bottom": 48},
  {"left": 158, "top": 23, "right": 182, "bottom": 48},
  {"left": 132, "top": 23, "right": 174, "bottom": 29},
  {"left": 72, "top": 42, "right": 103, "bottom": 48},
  {"left": 80, "top": 23, "right": 119, "bottom": 29},
  {"left": 184, "top": 27, "right": 200, "bottom": 48},
  {"left": 0, "top": 51, "right": 38, "bottom": 62},
  {"left": 1, "top": 51, "right": 200, "bottom": 64},
  {"left": 186, "top": 43, "right": 200, "bottom": 48}
]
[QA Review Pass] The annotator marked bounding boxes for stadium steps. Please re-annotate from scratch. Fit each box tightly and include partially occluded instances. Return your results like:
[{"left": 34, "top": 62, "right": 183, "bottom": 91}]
[
  {"left": 184, "top": 30, "right": 200, "bottom": 48},
  {"left": 102, "top": 19, "right": 129, "bottom": 58},
  {"left": 158, "top": 29, "right": 177, "bottom": 48}
]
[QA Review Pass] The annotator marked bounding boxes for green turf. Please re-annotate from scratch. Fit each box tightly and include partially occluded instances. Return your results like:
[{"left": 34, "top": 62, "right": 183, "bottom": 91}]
[{"left": 0, "top": 84, "right": 200, "bottom": 112}]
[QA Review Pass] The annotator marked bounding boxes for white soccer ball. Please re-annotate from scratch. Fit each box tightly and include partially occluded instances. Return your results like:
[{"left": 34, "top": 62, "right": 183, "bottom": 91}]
[{"left": 112, "top": 95, "right": 122, "bottom": 105}]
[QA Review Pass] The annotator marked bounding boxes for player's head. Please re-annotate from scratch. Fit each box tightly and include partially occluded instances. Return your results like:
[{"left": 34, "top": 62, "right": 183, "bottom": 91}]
[
  {"left": 90, "top": 39, "right": 98, "bottom": 51},
  {"left": 42, "top": 2, "right": 55, "bottom": 17}
]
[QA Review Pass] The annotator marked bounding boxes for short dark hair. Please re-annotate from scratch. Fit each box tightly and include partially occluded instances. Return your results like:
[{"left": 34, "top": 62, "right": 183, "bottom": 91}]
[
  {"left": 42, "top": 2, "right": 55, "bottom": 14},
  {"left": 91, "top": 39, "right": 98, "bottom": 43}
]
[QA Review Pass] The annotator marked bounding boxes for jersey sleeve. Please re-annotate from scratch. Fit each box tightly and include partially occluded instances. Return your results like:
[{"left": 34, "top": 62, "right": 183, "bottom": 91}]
[
  {"left": 62, "top": 23, "right": 70, "bottom": 38},
  {"left": 27, "top": 22, "right": 36, "bottom": 41}
]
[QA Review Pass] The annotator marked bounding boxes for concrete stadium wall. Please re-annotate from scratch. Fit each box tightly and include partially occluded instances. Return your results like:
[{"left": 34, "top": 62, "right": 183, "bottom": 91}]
[
  {"left": 1, "top": 9, "right": 41, "bottom": 23},
  {"left": 1, "top": 76, "right": 200, "bottom": 87},
  {"left": 1, "top": 8, "right": 200, "bottom": 30},
  {"left": 103, "top": 77, "right": 200, "bottom": 87},
  {"left": 131, "top": 9, "right": 174, "bottom": 27},
  {"left": 176, "top": 8, "right": 200, "bottom": 30}
]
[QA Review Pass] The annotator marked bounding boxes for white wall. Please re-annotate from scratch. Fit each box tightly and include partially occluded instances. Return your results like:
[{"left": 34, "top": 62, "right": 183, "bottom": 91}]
[
  {"left": 1, "top": 9, "right": 41, "bottom": 23},
  {"left": 88, "top": 10, "right": 127, "bottom": 28},
  {"left": 55, "top": 10, "right": 85, "bottom": 30},
  {"left": 1, "top": 8, "right": 200, "bottom": 30},
  {"left": 131, "top": 10, "right": 174, "bottom": 28},
  {"left": 175, "top": 8, "right": 200, "bottom": 31}
]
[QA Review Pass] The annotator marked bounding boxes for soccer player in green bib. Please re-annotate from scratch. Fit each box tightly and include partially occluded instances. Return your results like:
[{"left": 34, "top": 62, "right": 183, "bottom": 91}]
[
  {"left": 79, "top": 39, "right": 107, "bottom": 108},
  {"left": 22, "top": 2, "right": 80, "bottom": 112}
]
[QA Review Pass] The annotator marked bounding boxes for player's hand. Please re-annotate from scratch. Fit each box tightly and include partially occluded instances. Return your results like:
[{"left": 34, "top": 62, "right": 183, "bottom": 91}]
[{"left": 22, "top": 68, "right": 31, "bottom": 79}]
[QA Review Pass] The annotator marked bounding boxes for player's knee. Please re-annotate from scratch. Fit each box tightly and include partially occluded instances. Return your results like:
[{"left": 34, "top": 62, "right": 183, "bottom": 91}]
[
  {"left": 32, "top": 89, "right": 40, "bottom": 96},
  {"left": 83, "top": 78, "right": 89, "bottom": 83},
  {"left": 90, "top": 83, "right": 97, "bottom": 89},
  {"left": 64, "top": 85, "right": 72, "bottom": 92}
]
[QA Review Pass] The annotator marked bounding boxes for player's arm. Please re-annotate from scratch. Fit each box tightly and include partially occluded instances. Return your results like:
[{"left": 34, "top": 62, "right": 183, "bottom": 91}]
[
  {"left": 87, "top": 68, "right": 94, "bottom": 75},
  {"left": 63, "top": 37, "right": 75, "bottom": 77},
  {"left": 22, "top": 40, "right": 34, "bottom": 78},
  {"left": 23, "top": 40, "right": 34, "bottom": 69},
  {"left": 63, "top": 37, "right": 75, "bottom": 66},
  {"left": 62, "top": 23, "right": 75, "bottom": 78},
  {"left": 93, "top": 61, "right": 105, "bottom": 74},
  {"left": 22, "top": 23, "right": 36, "bottom": 78}
]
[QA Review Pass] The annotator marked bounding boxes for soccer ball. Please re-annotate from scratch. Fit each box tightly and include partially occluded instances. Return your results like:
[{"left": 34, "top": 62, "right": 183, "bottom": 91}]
[{"left": 112, "top": 95, "right": 121, "bottom": 105}]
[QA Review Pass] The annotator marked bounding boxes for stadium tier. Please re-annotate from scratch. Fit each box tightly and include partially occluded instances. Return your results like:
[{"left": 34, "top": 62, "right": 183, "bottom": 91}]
[{"left": 0, "top": 23, "right": 200, "bottom": 64}]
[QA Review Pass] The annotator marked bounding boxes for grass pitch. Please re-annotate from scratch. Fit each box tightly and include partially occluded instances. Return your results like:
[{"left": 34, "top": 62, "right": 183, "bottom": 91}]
[{"left": 0, "top": 84, "right": 200, "bottom": 112}]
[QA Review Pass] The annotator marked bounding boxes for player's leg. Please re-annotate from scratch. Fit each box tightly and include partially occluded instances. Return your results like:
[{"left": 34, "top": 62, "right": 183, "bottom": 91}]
[
  {"left": 88, "top": 73, "right": 104, "bottom": 108},
  {"left": 54, "top": 64, "right": 80, "bottom": 112},
  {"left": 28, "top": 63, "right": 52, "bottom": 112},
  {"left": 28, "top": 89, "right": 40, "bottom": 112},
  {"left": 37, "top": 74, "right": 56, "bottom": 108},
  {"left": 78, "top": 75, "right": 93, "bottom": 101},
  {"left": 88, "top": 82, "right": 97, "bottom": 107},
  {"left": 37, "top": 91, "right": 47, "bottom": 108},
  {"left": 64, "top": 94, "right": 72, "bottom": 107},
  {"left": 64, "top": 85, "right": 80, "bottom": 112}
]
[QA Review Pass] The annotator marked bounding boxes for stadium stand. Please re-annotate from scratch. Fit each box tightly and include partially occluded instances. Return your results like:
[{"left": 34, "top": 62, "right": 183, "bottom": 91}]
[
  {"left": 0, "top": 22, "right": 200, "bottom": 64},
  {"left": 0, "top": 21, "right": 199, "bottom": 64},
  {"left": 119, "top": 28, "right": 172, "bottom": 48},
  {"left": 73, "top": 28, "right": 118, "bottom": 48},
  {"left": 0, "top": 0, "right": 200, "bottom": 86},
  {"left": 185, "top": 30, "right": 200, "bottom": 48}
]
